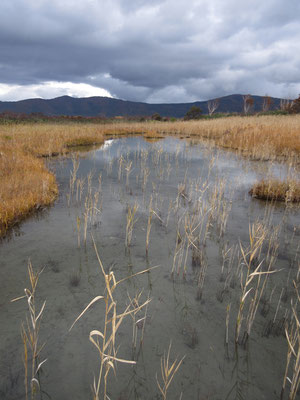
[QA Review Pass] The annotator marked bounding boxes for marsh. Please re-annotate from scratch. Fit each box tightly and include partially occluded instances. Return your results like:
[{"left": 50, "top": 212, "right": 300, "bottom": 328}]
[{"left": 0, "top": 136, "right": 299, "bottom": 400}]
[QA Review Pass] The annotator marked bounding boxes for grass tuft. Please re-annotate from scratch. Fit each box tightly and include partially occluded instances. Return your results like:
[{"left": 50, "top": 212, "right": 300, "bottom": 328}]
[
  {"left": 250, "top": 178, "right": 300, "bottom": 202},
  {"left": 0, "top": 145, "right": 58, "bottom": 236}
]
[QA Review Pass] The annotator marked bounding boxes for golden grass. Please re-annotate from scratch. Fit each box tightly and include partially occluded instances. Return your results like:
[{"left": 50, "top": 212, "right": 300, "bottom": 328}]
[
  {"left": 135, "top": 115, "right": 300, "bottom": 160},
  {"left": 250, "top": 178, "right": 300, "bottom": 202},
  {"left": 0, "top": 144, "right": 58, "bottom": 236},
  {"left": 0, "top": 123, "right": 106, "bottom": 157},
  {"left": 2, "top": 114, "right": 300, "bottom": 159},
  {"left": 0, "top": 124, "right": 106, "bottom": 236},
  {"left": 1, "top": 114, "right": 300, "bottom": 235}
]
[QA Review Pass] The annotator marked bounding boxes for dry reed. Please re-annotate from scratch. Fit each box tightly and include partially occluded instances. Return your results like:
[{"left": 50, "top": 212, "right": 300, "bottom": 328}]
[
  {"left": 70, "top": 237, "right": 152, "bottom": 400},
  {"left": 11, "top": 261, "right": 47, "bottom": 400},
  {"left": 235, "top": 222, "right": 278, "bottom": 345},
  {"left": 156, "top": 342, "right": 185, "bottom": 400},
  {"left": 125, "top": 203, "right": 138, "bottom": 248},
  {"left": 250, "top": 178, "right": 300, "bottom": 202},
  {"left": 0, "top": 145, "right": 58, "bottom": 236},
  {"left": 280, "top": 282, "right": 300, "bottom": 400},
  {"left": 146, "top": 196, "right": 153, "bottom": 254},
  {"left": 1, "top": 114, "right": 300, "bottom": 235}
]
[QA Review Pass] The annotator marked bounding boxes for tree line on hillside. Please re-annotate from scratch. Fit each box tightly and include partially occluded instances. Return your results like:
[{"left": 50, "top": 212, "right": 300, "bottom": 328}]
[
  {"left": 0, "top": 95, "right": 299, "bottom": 123},
  {"left": 183, "top": 94, "right": 300, "bottom": 120},
  {"left": 0, "top": 112, "right": 154, "bottom": 124}
]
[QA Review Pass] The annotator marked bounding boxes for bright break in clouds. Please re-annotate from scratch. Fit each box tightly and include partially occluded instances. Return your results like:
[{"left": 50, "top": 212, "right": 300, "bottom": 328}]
[{"left": 0, "top": 0, "right": 299, "bottom": 102}]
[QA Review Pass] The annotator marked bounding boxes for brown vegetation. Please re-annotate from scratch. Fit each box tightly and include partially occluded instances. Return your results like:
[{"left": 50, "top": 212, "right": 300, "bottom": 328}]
[
  {"left": 139, "top": 114, "right": 300, "bottom": 160},
  {"left": 0, "top": 145, "right": 57, "bottom": 236},
  {"left": 0, "top": 124, "right": 105, "bottom": 236},
  {"left": 249, "top": 178, "right": 300, "bottom": 202},
  {"left": 1, "top": 114, "right": 300, "bottom": 236}
]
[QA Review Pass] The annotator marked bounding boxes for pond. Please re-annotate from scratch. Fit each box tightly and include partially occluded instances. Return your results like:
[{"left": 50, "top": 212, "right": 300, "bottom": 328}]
[{"left": 0, "top": 136, "right": 299, "bottom": 400}]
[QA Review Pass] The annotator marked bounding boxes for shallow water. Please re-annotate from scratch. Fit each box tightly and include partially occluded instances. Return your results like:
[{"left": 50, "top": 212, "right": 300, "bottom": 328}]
[{"left": 0, "top": 136, "right": 299, "bottom": 400}]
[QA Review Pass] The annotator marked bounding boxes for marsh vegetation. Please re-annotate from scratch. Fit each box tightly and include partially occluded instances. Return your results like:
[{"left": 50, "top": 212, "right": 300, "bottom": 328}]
[
  {"left": 0, "top": 116, "right": 300, "bottom": 399},
  {"left": 1, "top": 114, "right": 300, "bottom": 236}
]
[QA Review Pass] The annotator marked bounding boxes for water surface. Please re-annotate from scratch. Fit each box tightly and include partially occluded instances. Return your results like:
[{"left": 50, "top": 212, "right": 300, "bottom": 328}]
[{"left": 0, "top": 137, "right": 299, "bottom": 400}]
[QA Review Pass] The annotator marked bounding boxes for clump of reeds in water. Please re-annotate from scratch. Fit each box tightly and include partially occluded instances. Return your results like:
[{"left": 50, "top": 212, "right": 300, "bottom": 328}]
[
  {"left": 156, "top": 342, "right": 185, "bottom": 400},
  {"left": 235, "top": 222, "right": 278, "bottom": 346},
  {"left": 250, "top": 178, "right": 300, "bottom": 202},
  {"left": 69, "top": 156, "right": 80, "bottom": 202},
  {"left": 11, "top": 261, "right": 47, "bottom": 400},
  {"left": 124, "top": 159, "right": 133, "bottom": 188},
  {"left": 262, "top": 288, "right": 289, "bottom": 338},
  {"left": 129, "top": 290, "right": 151, "bottom": 360},
  {"left": 70, "top": 237, "right": 152, "bottom": 400},
  {"left": 216, "top": 245, "right": 241, "bottom": 304},
  {"left": 125, "top": 203, "right": 138, "bottom": 248},
  {"left": 281, "top": 282, "right": 300, "bottom": 400},
  {"left": 71, "top": 169, "right": 102, "bottom": 248}
]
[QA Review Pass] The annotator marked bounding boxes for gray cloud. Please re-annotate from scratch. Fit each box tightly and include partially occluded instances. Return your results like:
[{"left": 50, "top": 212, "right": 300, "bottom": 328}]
[{"left": 0, "top": 0, "right": 300, "bottom": 102}]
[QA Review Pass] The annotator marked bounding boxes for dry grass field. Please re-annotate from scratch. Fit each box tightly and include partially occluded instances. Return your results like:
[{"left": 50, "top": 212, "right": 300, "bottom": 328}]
[{"left": 1, "top": 114, "right": 300, "bottom": 236}]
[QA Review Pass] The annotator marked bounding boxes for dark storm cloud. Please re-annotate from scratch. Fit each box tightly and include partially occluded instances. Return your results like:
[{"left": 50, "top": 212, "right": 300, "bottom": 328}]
[{"left": 0, "top": 0, "right": 299, "bottom": 102}]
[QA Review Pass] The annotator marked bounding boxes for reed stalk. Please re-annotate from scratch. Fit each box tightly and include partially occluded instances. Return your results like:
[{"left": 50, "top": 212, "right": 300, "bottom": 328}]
[
  {"left": 125, "top": 203, "right": 138, "bottom": 247},
  {"left": 70, "top": 237, "right": 152, "bottom": 400},
  {"left": 128, "top": 291, "right": 151, "bottom": 359},
  {"left": 12, "top": 261, "right": 47, "bottom": 400},
  {"left": 69, "top": 156, "right": 80, "bottom": 200},
  {"left": 281, "top": 283, "right": 300, "bottom": 400},
  {"left": 225, "top": 303, "right": 231, "bottom": 358},
  {"left": 124, "top": 160, "right": 133, "bottom": 188},
  {"left": 118, "top": 155, "right": 124, "bottom": 181},
  {"left": 142, "top": 167, "right": 150, "bottom": 192},
  {"left": 146, "top": 196, "right": 153, "bottom": 254},
  {"left": 76, "top": 216, "right": 81, "bottom": 248},
  {"left": 156, "top": 342, "right": 185, "bottom": 400},
  {"left": 235, "top": 222, "right": 277, "bottom": 345}
]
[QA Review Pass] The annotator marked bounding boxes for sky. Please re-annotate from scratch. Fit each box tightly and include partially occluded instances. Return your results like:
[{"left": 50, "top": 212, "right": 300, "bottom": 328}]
[{"left": 0, "top": 0, "right": 299, "bottom": 103}]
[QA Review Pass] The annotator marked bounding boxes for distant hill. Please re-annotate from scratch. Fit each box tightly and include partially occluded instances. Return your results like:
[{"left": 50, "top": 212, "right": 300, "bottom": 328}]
[{"left": 0, "top": 94, "right": 283, "bottom": 118}]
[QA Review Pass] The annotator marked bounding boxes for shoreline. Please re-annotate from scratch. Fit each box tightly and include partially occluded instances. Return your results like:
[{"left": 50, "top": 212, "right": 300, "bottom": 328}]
[{"left": 1, "top": 115, "right": 300, "bottom": 237}]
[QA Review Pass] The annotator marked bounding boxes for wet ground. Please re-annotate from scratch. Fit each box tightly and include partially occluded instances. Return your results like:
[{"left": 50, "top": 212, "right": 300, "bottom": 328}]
[{"left": 0, "top": 136, "right": 299, "bottom": 400}]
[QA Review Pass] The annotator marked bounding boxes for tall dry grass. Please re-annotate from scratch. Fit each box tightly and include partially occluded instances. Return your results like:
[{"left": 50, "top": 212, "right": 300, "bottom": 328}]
[
  {"left": 137, "top": 115, "right": 300, "bottom": 160},
  {"left": 11, "top": 261, "right": 47, "bottom": 400},
  {"left": 70, "top": 237, "right": 152, "bottom": 400},
  {"left": 2, "top": 114, "right": 299, "bottom": 161},
  {"left": 0, "top": 124, "right": 106, "bottom": 236},
  {"left": 250, "top": 178, "right": 300, "bottom": 202},
  {"left": 1, "top": 114, "right": 300, "bottom": 236},
  {"left": 0, "top": 144, "right": 58, "bottom": 236}
]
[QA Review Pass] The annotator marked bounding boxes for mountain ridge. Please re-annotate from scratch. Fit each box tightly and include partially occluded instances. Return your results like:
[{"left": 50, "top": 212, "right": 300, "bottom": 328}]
[{"left": 0, "top": 94, "right": 283, "bottom": 118}]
